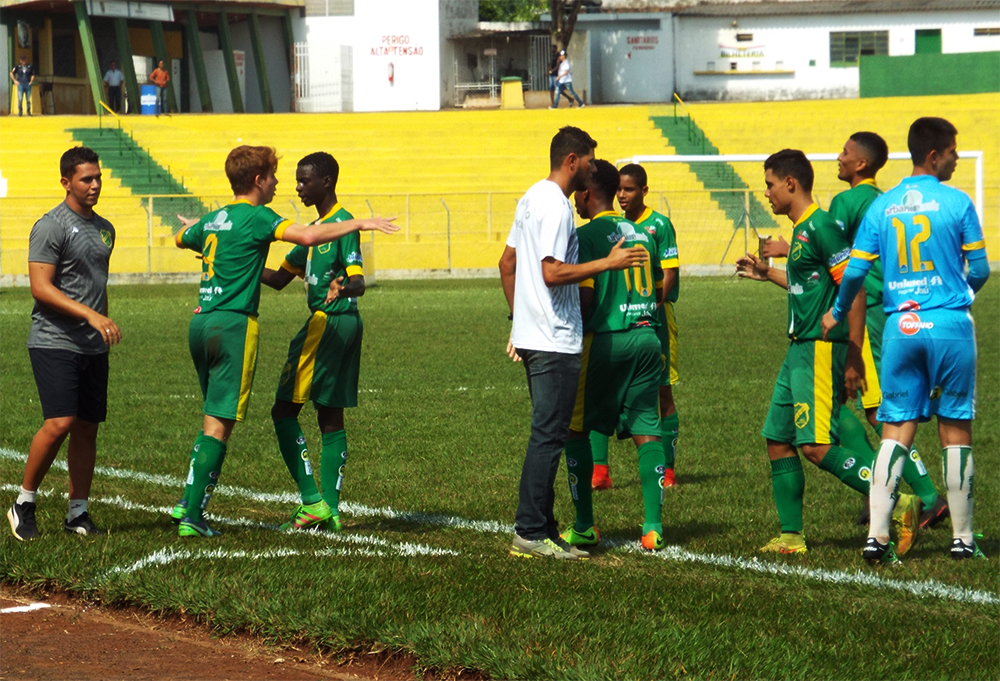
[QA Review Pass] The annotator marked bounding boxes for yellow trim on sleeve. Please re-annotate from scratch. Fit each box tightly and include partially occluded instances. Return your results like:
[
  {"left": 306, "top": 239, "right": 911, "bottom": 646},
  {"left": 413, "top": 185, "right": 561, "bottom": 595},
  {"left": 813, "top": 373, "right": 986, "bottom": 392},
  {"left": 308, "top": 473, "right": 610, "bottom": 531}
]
[
  {"left": 280, "top": 260, "right": 303, "bottom": 276},
  {"left": 174, "top": 226, "right": 188, "bottom": 247},
  {"left": 962, "top": 240, "right": 986, "bottom": 252},
  {"left": 661, "top": 258, "right": 679, "bottom": 269},
  {"left": 793, "top": 203, "right": 820, "bottom": 227},
  {"left": 579, "top": 278, "right": 595, "bottom": 289},
  {"left": 345, "top": 265, "right": 364, "bottom": 277},
  {"left": 274, "top": 220, "right": 292, "bottom": 241},
  {"left": 850, "top": 249, "right": 879, "bottom": 261}
]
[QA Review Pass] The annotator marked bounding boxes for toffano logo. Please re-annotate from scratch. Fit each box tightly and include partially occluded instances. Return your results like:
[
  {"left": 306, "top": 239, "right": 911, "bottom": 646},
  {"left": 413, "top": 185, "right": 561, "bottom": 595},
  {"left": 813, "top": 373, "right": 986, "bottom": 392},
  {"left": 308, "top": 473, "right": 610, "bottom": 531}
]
[{"left": 899, "top": 312, "right": 933, "bottom": 336}]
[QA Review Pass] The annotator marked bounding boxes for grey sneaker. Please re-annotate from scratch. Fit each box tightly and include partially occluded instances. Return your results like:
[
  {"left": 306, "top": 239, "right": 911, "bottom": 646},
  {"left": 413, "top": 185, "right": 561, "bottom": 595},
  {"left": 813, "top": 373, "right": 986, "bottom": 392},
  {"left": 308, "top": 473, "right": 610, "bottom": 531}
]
[
  {"left": 552, "top": 535, "right": 591, "bottom": 559},
  {"left": 64, "top": 512, "right": 107, "bottom": 536},
  {"left": 509, "top": 534, "right": 578, "bottom": 560},
  {"left": 8, "top": 502, "right": 39, "bottom": 541}
]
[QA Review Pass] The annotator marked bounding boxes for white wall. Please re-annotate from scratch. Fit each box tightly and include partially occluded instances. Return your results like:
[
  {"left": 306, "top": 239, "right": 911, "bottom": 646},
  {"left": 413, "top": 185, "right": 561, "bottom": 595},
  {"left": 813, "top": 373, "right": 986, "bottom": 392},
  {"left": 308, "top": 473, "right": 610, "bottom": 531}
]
[
  {"left": 591, "top": 22, "right": 673, "bottom": 103},
  {"left": 439, "top": 0, "right": 479, "bottom": 108},
  {"left": 188, "top": 32, "right": 246, "bottom": 114},
  {"left": 230, "top": 17, "right": 292, "bottom": 113},
  {"left": 0, "top": 23, "right": 9, "bottom": 115},
  {"left": 676, "top": 10, "right": 1000, "bottom": 101}
]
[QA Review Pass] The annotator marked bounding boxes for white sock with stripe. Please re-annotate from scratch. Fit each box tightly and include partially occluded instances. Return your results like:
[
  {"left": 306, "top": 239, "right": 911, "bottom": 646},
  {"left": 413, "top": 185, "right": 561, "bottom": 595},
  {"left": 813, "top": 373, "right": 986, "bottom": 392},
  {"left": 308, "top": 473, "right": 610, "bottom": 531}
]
[
  {"left": 869, "top": 439, "right": 908, "bottom": 543},
  {"left": 68, "top": 499, "right": 88, "bottom": 522},
  {"left": 944, "top": 445, "right": 974, "bottom": 544}
]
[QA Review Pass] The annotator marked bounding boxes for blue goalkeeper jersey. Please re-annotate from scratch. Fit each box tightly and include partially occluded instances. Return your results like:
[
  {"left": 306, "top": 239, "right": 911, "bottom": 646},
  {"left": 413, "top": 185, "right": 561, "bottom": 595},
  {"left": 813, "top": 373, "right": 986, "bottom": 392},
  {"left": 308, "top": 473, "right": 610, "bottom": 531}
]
[{"left": 851, "top": 175, "right": 986, "bottom": 314}]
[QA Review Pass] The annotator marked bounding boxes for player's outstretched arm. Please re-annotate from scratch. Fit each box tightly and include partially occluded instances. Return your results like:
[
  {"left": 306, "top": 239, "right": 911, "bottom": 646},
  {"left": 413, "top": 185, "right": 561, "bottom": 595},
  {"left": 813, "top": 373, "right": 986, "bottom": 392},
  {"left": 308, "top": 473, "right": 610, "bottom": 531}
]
[
  {"left": 282, "top": 217, "right": 398, "bottom": 247},
  {"left": 736, "top": 252, "right": 787, "bottom": 289},
  {"left": 261, "top": 266, "right": 296, "bottom": 290},
  {"left": 540, "top": 239, "right": 648, "bottom": 288},
  {"left": 28, "top": 262, "right": 121, "bottom": 347},
  {"left": 325, "top": 274, "right": 365, "bottom": 304}
]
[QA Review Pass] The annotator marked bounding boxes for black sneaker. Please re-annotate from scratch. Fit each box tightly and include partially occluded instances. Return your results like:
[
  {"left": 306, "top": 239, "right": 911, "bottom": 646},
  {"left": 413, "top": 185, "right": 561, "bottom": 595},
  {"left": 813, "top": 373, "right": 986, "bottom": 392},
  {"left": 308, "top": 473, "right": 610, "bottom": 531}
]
[
  {"left": 862, "top": 537, "right": 900, "bottom": 566},
  {"left": 918, "top": 497, "right": 949, "bottom": 530},
  {"left": 951, "top": 538, "right": 986, "bottom": 560},
  {"left": 8, "top": 502, "right": 39, "bottom": 541},
  {"left": 64, "top": 512, "right": 107, "bottom": 536}
]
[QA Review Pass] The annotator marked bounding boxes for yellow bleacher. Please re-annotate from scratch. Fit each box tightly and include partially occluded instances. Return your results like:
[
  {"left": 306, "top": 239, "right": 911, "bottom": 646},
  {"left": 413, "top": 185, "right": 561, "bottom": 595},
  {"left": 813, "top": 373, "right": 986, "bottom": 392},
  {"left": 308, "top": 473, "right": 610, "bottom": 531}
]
[{"left": 686, "top": 93, "right": 1000, "bottom": 256}]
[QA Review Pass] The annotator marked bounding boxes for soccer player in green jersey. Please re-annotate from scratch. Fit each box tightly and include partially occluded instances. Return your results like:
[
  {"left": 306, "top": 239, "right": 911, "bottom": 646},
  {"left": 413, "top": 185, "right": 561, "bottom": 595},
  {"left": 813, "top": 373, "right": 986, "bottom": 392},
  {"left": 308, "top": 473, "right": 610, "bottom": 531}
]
[
  {"left": 169, "top": 145, "right": 397, "bottom": 538},
  {"left": 260, "top": 152, "right": 364, "bottom": 533},
  {"left": 561, "top": 159, "right": 669, "bottom": 552},
  {"left": 736, "top": 149, "right": 874, "bottom": 555},
  {"left": 587, "top": 164, "right": 682, "bottom": 492}
]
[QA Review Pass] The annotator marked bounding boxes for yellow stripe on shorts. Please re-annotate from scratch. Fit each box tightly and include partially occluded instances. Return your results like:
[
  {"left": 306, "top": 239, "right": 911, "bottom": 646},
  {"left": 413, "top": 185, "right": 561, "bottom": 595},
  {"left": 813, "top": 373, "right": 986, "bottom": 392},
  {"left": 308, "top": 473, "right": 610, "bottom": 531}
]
[
  {"left": 665, "top": 301, "right": 679, "bottom": 385},
  {"left": 236, "top": 316, "right": 260, "bottom": 422},
  {"left": 294, "top": 311, "right": 328, "bottom": 403},
  {"left": 860, "top": 326, "right": 882, "bottom": 410},
  {"left": 570, "top": 333, "right": 593, "bottom": 432},
  {"left": 813, "top": 340, "right": 834, "bottom": 445}
]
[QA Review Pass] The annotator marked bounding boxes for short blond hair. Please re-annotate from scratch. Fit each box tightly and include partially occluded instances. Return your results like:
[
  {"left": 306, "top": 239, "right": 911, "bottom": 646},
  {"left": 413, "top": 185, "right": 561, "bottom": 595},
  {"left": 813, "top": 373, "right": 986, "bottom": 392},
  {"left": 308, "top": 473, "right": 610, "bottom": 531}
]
[{"left": 225, "top": 145, "right": 279, "bottom": 195}]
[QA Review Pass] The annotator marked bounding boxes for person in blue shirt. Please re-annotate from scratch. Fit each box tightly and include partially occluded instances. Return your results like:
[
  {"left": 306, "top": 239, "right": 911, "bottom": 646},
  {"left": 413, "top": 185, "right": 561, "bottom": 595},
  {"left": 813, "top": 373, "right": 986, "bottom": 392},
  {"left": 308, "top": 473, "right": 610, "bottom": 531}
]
[{"left": 822, "top": 117, "right": 990, "bottom": 564}]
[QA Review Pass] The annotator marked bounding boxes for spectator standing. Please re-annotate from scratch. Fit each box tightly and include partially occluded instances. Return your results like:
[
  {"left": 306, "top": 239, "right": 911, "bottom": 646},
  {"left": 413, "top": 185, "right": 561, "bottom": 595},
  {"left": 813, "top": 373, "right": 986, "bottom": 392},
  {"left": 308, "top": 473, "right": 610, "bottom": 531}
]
[
  {"left": 103, "top": 60, "right": 124, "bottom": 113},
  {"left": 10, "top": 54, "right": 35, "bottom": 116},
  {"left": 149, "top": 60, "right": 170, "bottom": 115},
  {"left": 554, "top": 51, "right": 584, "bottom": 109}
]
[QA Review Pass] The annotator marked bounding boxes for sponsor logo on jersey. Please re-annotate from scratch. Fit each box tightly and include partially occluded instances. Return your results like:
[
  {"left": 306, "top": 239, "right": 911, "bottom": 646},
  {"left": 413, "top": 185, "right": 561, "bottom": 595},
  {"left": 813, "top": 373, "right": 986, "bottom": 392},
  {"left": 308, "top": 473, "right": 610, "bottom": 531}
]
[
  {"left": 885, "top": 190, "right": 940, "bottom": 216},
  {"left": 809, "top": 271, "right": 820, "bottom": 282},
  {"left": 888, "top": 277, "right": 930, "bottom": 292},
  {"left": 794, "top": 402, "right": 810, "bottom": 429},
  {"left": 929, "top": 386, "right": 942, "bottom": 400},
  {"left": 796, "top": 233, "right": 810, "bottom": 243},
  {"left": 828, "top": 248, "right": 850, "bottom": 267},
  {"left": 204, "top": 210, "right": 233, "bottom": 232},
  {"left": 899, "top": 311, "right": 933, "bottom": 335},
  {"left": 788, "top": 283, "right": 804, "bottom": 295},
  {"left": 347, "top": 252, "right": 362, "bottom": 264},
  {"left": 883, "top": 390, "right": 909, "bottom": 399},
  {"left": 896, "top": 299, "right": 921, "bottom": 311}
]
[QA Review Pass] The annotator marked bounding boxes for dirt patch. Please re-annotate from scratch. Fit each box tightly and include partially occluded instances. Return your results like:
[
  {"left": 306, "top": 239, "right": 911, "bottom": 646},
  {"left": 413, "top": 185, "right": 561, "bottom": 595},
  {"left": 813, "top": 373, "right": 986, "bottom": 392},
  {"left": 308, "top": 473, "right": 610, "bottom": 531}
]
[{"left": 1, "top": 585, "right": 478, "bottom": 681}]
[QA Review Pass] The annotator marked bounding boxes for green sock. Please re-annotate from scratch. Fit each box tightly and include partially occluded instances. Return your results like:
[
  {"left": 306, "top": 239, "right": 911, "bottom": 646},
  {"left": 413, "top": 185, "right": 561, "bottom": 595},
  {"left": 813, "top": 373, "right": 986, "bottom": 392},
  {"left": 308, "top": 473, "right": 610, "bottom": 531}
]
[
  {"left": 274, "top": 418, "right": 321, "bottom": 505},
  {"left": 181, "top": 430, "right": 204, "bottom": 502},
  {"left": 590, "top": 431, "right": 609, "bottom": 467},
  {"left": 771, "top": 456, "right": 804, "bottom": 534},
  {"left": 565, "top": 438, "right": 594, "bottom": 531},
  {"left": 182, "top": 435, "right": 226, "bottom": 522},
  {"left": 637, "top": 441, "right": 666, "bottom": 535},
  {"left": 320, "top": 430, "right": 348, "bottom": 513},
  {"left": 902, "top": 447, "right": 939, "bottom": 508},
  {"left": 819, "top": 445, "right": 873, "bottom": 496},
  {"left": 838, "top": 406, "right": 875, "bottom": 459},
  {"left": 661, "top": 412, "right": 679, "bottom": 469}
]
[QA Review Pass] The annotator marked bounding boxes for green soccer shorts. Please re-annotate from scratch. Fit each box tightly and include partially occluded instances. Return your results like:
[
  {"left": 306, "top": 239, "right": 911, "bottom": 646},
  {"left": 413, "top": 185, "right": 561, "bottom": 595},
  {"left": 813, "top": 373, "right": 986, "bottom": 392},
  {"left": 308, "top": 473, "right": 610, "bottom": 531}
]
[
  {"left": 858, "top": 305, "right": 885, "bottom": 411},
  {"left": 188, "top": 310, "right": 260, "bottom": 422},
  {"left": 275, "top": 311, "right": 362, "bottom": 408},
  {"left": 762, "top": 339, "right": 847, "bottom": 446},
  {"left": 658, "top": 302, "right": 679, "bottom": 387},
  {"left": 571, "top": 326, "right": 661, "bottom": 438}
]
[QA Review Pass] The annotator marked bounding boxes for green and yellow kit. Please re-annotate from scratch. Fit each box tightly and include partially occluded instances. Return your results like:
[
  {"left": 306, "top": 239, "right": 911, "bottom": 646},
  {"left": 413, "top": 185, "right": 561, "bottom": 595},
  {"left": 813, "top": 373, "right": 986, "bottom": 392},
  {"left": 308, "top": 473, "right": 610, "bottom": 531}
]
[
  {"left": 275, "top": 203, "right": 364, "bottom": 408},
  {"left": 176, "top": 201, "right": 292, "bottom": 421},
  {"left": 635, "top": 206, "right": 680, "bottom": 385}
]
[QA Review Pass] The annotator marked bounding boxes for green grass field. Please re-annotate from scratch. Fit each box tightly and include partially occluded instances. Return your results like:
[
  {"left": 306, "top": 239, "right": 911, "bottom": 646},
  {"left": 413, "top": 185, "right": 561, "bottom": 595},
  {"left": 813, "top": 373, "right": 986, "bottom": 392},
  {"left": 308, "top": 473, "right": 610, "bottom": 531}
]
[{"left": 2, "top": 277, "right": 997, "bottom": 680}]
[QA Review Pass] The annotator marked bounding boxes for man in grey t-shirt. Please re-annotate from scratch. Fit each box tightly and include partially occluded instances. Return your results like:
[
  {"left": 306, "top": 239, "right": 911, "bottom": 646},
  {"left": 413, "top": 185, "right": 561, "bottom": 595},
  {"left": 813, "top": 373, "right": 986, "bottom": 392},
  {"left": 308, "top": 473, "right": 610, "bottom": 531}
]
[{"left": 7, "top": 146, "right": 120, "bottom": 541}]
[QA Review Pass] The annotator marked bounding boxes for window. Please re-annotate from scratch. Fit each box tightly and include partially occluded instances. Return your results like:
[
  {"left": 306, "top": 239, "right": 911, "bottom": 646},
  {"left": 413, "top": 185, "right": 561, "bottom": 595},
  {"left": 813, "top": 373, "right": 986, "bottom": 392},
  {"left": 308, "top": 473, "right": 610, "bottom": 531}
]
[
  {"left": 736, "top": 33, "right": 754, "bottom": 42},
  {"left": 974, "top": 27, "right": 1000, "bottom": 36},
  {"left": 830, "top": 31, "right": 888, "bottom": 67}
]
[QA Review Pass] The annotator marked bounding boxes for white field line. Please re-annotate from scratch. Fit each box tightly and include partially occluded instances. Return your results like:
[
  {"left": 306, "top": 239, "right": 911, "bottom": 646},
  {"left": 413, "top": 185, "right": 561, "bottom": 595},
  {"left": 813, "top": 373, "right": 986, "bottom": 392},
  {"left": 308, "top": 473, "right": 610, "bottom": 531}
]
[
  {"left": 1, "top": 603, "right": 52, "bottom": 614},
  {"left": 3, "top": 449, "right": 997, "bottom": 605}
]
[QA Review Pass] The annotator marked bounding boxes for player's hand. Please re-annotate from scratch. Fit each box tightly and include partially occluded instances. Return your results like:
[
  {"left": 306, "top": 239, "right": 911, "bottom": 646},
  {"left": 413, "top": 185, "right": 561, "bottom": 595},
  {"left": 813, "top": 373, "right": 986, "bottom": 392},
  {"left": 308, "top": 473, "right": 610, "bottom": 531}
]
[
  {"left": 736, "top": 252, "right": 769, "bottom": 281},
  {"left": 761, "top": 235, "right": 789, "bottom": 259},
  {"left": 820, "top": 308, "right": 838, "bottom": 340},
  {"left": 844, "top": 345, "right": 866, "bottom": 401},
  {"left": 324, "top": 276, "right": 345, "bottom": 304},
  {"left": 358, "top": 217, "right": 399, "bottom": 234},
  {"left": 507, "top": 338, "right": 522, "bottom": 363},
  {"left": 606, "top": 238, "right": 649, "bottom": 271},
  {"left": 176, "top": 214, "right": 198, "bottom": 229},
  {"left": 86, "top": 312, "right": 121, "bottom": 347}
]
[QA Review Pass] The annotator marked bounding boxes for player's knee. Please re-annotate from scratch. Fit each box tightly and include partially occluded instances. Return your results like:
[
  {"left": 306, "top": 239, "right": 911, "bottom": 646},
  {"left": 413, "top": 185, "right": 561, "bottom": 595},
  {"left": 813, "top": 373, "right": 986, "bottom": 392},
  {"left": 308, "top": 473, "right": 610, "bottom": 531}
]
[
  {"left": 70, "top": 419, "right": 99, "bottom": 439},
  {"left": 799, "top": 444, "right": 828, "bottom": 466},
  {"left": 41, "top": 416, "right": 76, "bottom": 438}
]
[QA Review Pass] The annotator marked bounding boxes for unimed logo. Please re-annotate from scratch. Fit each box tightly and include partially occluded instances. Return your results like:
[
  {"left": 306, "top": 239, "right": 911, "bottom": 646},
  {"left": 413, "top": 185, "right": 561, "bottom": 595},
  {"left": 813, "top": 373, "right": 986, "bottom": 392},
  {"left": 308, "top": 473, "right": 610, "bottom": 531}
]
[{"left": 899, "top": 312, "right": 933, "bottom": 336}]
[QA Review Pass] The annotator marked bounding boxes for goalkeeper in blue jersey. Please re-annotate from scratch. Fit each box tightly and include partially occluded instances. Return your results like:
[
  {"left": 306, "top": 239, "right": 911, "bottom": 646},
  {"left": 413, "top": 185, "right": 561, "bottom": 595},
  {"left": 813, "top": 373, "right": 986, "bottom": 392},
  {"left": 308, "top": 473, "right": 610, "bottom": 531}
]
[{"left": 823, "top": 117, "right": 990, "bottom": 564}]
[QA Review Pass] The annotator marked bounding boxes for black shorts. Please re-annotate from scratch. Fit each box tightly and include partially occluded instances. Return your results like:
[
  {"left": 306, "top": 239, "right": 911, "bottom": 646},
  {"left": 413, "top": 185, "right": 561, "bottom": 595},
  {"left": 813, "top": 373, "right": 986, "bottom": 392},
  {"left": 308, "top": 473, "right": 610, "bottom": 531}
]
[{"left": 29, "top": 348, "right": 109, "bottom": 423}]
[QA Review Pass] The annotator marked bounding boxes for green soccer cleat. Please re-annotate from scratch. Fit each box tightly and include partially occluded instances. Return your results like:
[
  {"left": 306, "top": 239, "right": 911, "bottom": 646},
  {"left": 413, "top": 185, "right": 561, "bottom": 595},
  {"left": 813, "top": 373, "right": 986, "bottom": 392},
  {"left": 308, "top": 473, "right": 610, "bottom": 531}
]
[
  {"left": 323, "top": 514, "right": 343, "bottom": 533},
  {"left": 951, "top": 538, "right": 987, "bottom": 560},
  {"left": 862, "top": 537, "right": 901, "bottom": 567},
  {"left": 561, "top": 525, "right": 601, "bottom": 547},
  {"left": 280, "top": 500, "right": 334, "bottom": 531},
  {"left": 169, "top": 498, "right": 187, "bottom": 525},
  {"left": 760, "top": 533, "right": 808, "bottom": 554},
  {"left": 892, "top": 494, "right": 921, "bottom": 555},
  {"left": 178, "top": 518, "right": 222, "bottom": 538},
  {"left": 640, "top": 530, "right": 664, "bottom": 551}
]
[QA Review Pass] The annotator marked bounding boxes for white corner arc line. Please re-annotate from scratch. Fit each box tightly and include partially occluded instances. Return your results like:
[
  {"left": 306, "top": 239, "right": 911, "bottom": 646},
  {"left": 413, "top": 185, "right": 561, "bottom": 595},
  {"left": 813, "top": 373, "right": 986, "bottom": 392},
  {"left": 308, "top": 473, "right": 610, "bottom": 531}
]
[{"left": 1, "top": 603, "right": 52, "bottom": 614}]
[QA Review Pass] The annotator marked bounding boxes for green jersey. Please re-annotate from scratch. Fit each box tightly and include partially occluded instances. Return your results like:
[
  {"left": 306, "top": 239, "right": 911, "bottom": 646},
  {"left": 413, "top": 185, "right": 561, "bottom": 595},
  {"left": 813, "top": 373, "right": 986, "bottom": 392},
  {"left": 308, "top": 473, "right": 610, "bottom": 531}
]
[
  {"left": 280, "top": 204, "right": 363, "bottom": 315},
  {"left": 634, "top": 206, "right": 680, "bottom": 303},
  {"left": 578, "top": 211, "right": 663, "bottom": 333},
  {"left": 786, "top": 204, "right": 852, "bottom": 341},
  {"left": 828, "top": 179, "right": 883, "bottom": 308},
  {"left": 177, "top": 200, "right": 292, "bottom": 316}
]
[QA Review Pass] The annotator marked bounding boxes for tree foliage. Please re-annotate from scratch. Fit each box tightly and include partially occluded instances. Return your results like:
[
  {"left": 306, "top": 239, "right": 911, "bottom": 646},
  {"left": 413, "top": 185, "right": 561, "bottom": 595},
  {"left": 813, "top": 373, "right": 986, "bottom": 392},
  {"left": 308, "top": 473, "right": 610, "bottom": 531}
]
[
  {"left": 549, "top": 0, "right": 584, "bottom": 52},
  {"left": 479, "top": 0, "right": 548, "bottom": 22}
]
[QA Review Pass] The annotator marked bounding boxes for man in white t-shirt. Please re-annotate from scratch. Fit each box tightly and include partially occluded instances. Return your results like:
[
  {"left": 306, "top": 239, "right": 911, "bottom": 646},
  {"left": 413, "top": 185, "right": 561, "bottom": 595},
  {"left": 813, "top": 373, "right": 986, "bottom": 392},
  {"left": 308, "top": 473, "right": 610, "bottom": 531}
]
[
  {"left": 553, "top": 51, "right": 584, "bottom": 109},
  {"left": 499, "top": 126, "right": 648, "bottom": 560},
  {"left": 103, "top": 61, "right": 125, "bottom": 113}
]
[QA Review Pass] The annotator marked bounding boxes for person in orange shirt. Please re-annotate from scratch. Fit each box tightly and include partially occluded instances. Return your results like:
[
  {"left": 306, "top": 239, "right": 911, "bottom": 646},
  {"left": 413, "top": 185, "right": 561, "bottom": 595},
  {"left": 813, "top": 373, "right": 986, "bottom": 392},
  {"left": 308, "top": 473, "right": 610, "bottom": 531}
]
[{"left": 149, "top": 60, "right": 170, "bottom": 115}]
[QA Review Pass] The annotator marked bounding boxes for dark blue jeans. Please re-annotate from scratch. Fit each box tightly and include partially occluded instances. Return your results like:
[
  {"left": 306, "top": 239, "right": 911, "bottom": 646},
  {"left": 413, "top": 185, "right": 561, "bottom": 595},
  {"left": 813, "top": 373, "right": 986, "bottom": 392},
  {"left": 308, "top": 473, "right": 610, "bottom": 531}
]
[
  {"left": 555, "top": 81, "right": 583, "bottom": 107},
  {"left": 16, "top": 83, "right": 31, "bottom": 115},
  {"left": 514, "top": 349, "right": 581, "bottom": 540}
]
